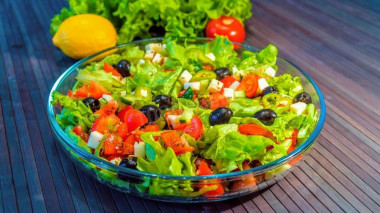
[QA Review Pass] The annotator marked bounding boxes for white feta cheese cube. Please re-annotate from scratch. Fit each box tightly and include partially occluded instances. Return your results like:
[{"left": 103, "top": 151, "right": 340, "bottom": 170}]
[
  {"left": 101, "top": 94, "right": 113, "bottom": 102},
  {"left": 87, "top": 131, "right": 104, "bottom": 149},
  {"left": 224, "top": 88, "right": 235, "bottom": 100},
  {"left": 144, "top": 50, "right": 155, "bottom": 60},
  {"left": 138, "top": 59, "right": 145, "bottom": 64},
  {"left": 205, "top": 53, "right": 216, "bottom": 61},
  {"left": 258, "top": 78, "right": 270, "bottom": 93},
  {"left": 152, "top": 52, "right": 163, "bottom": 64},
  {"left": 292, "top": 85, "right": 303, "bottom": 94},
  {"left": 207, "top": 79, "right": 224, "bottom": 93},
  {"left": 167, "top": 115, "right": 181, "bottom": 128},
  {"left": 178, "top": 70, "right": 192, "bottom": 84},
  {"left": 184, "top": 82, "right": 201, "bottom": 92},
  {"left": 265, "top": 67, "right": 276, "bottom": 77},
  {"left": 120, "top": 77, "right": 127, "bottom": 84},
  {"left": 145, "top": 43, "right": 163, "bottom": 52},
  {"left": 110, "top": 157, "right": 122, "bottom": 165},
  {"left": 140, "top": 89, "right": 148, "bottom": 97},
  {"left": 290, "top": 102, "right": 307, "bottom": 115},
  {"left": 232, "top": 66, "right": 246, "bottom": 80},
  {"left": 134, "top": 142, "right": 145, "bottom": 158},
  {"left": 229, "top": 81, "right": 240, "bottom": 90}
]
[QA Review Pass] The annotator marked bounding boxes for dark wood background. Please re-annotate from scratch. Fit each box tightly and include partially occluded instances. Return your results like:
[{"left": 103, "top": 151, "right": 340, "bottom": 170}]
[{"left": 0, "top": 0, "right": 379, "bottom": 212}]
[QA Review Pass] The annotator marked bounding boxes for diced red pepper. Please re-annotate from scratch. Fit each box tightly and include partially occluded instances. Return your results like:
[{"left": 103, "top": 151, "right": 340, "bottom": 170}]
[
  {"left": 287, "top": 129, "right": 298, "bottom": 154},
  {"left": 202, "top": 64, "right": 214, "bottom": 71}
]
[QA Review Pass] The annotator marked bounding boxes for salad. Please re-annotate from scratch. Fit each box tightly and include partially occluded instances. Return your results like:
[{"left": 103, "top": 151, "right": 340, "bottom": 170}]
[{"left": 51, "top": 37, "right": 319, "bottom": 196}]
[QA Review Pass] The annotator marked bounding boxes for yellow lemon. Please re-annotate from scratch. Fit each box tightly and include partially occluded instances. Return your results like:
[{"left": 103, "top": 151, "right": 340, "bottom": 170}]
[{"left": 52, "top": 14, "right": 118, "bottom": 59}]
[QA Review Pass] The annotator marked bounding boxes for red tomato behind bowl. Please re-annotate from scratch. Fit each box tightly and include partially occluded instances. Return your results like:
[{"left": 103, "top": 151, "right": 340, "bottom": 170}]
[{"left": 206, "top": 16, "right": 245, "bottom": 45}]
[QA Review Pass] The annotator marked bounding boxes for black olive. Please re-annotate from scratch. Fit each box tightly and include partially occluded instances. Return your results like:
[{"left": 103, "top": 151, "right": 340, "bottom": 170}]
[
  {"left": 119, "top": 157, "right": 138, "bottom": 169},
  {"left": 214, "top": 67, "right": 230, "bottom": 80},
  {"left": 140, "top": 105, "right": 161, "bottom": 123},
  {"left": 115, "top": 59, "right": 131, "bottom": 77},
  {"left": 295, "top": 92, "right": 312, "bottom": 104},
  {"left": 253, "top": 109, "right": 277, "bottom": 126},
  {"left": 209, "top": 107, "right": 233, "bottom": 126},
  {"left": 82, "top": 97, "right": 100, "bottom": 112},
  {"left": 262, "top": 86, "right": 279, "bottom": 96},
  {"left": 149, "top": 25, "right": 166, "bottom": 37},
  {"left": 153, "top": 95, "right": 173, "bottom": 110}
]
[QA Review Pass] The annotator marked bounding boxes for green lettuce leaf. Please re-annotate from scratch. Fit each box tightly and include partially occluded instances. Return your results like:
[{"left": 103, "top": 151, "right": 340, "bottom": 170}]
[
  {"left": 51, "top": 91, "right": 98, "bottom": 129},
  {"left": 267, "top": 73, "right": 303, "bottom": 98}
]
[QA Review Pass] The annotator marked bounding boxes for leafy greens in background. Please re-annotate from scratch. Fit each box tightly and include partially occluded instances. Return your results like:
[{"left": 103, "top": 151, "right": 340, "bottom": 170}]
[{"left": 50, "top": 0, "right": 252, "bottom": 44}]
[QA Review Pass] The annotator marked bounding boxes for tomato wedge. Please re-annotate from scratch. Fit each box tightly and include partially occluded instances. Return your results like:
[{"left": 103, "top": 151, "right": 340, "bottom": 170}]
[
  {"left": 103, "top": 62, "right": 122, "bottom": 77},
  {"left": 92, "top": 114, "right": 120, "bottom": 134},
  {"left": 220, "top": 76, "right": 237, "bottom": 88},
  {"left": 236, "top": 74, "right": 258, "bottom": 98},
  {"left": 198, "top": 161, "right": 225, "bottom": 196},
  {"left": 73, "top": 126, "right": 89, "bottom": 142},
  {"left": 74, "top": 81, "right": 110, "bottom": 99},
  {"left": 238, "top": 124, "right": 274, "bottom": 140},
  {"left": 287, "top": 129, "right": 298, "bottom": 154},
  {"left": 95, "top": 99, "right": 118, "bottom": 116},
  {"left": 104, "top": 134, "right": 134, "bottom": 156},
  {"left": 209, "top": 93, "right": 228, "bottom": 110},
  {"left": 117, "top": 105, "right": 134, "bottom": 122},
  {"left": 117, "top": 123, "right": 129, "bottom": 139},
  {"left": 174, "top": 116, "right": 204, "bottom": 139},
  {"left": 160, "top": 131, "right": 194, "bottom": 155},
  {"left": 231, "top": 162, "right": 256, "bottom": 191},
  {"left": 124, "top": 109, "right": 148, "bottom": 132}
]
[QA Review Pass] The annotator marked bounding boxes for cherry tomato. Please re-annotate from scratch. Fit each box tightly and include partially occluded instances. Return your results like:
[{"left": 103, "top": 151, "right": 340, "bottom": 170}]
[
  {"left": 117, "top": 105, "right": 134, "bottom": 122},
  {"left": 206, "top": 16, "right": 245, "bottom": 44},
  {"left": 236, "top": 74, "right": 258, "bottom": 98},
  {"left": 124, "top": 109, "right": 148, "bottom": 132},
  {"left": 197, "top": 161, "right": 225, "bottom": 196},
  {"left": 174, "top": 116, "right": 204, "bottom": 140}
]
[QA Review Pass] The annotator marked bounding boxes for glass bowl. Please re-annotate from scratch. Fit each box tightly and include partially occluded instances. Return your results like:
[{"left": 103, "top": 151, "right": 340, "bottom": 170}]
[{"left": 47, "top": 38, "right": 326, "bottom": 203}]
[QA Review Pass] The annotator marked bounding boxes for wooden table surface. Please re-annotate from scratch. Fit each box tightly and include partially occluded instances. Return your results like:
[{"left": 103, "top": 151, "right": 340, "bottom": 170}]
[{"left": 1, "top": 0, "right": 379, "bottom": 212}]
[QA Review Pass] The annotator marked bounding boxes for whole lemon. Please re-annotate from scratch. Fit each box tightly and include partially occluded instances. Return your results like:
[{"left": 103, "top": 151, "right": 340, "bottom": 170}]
[{"left": 52, "top": 14, "right": 118, "bottom": 59}]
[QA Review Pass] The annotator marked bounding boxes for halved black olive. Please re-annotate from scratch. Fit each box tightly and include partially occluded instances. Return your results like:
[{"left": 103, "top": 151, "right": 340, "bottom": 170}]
[
  {"left": 82, "top": 97, "right": 100, "bottom": 112},
  {"left": 116, "top": 59, "right": 131, "bottom": 77},
  {"left": 153, "top": 95, "right": 173, "bottom": 110},
  {"left": 295, "top": 92, "right": 312, "bottom": 104},
  {"left": 214, "top": 67, "right": 230, "bottom": 80},
  {"left": 140, "top": 105, "right": 161, "bottom": 123}
]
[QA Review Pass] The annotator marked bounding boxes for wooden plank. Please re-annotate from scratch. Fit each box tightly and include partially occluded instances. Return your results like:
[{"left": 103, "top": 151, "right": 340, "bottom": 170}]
[
  {"left": 93, "top": 181, "right": 118, "bottom": 213},
  {"left": 306, "top": 152, "right": 380, "bottom": 211},
  {"left": 75, "top": 168, "right": 104, "bottom": 213},
  {"left": 291, "top": 166, "right": 344, "bottom": 212},
  {"left": 275, "top": 178, "right": 316, "bottom": 212},
  {"left": 260, "top": 189, "right": 288, "bottom": 213},
  {"left": 284, "top": 173, "right": 329, "bottom": 212},
  {"left": 313, "top": 140, "right": 380, "bottom": 203},
  {"left": 0, "top": 69, "right": 19, "bottom": 213},
  {"left": 109, "top": 189, "right": 133, "bottom": 213}
]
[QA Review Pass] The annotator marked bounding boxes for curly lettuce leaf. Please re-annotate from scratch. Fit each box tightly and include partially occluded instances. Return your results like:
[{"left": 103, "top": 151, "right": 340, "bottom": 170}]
[
  {"left": 199, "top": 124, "right": 284, "bottom": 172},
  {"left": 238, "top": 44, "right": 278, "bottom": 71},
  {"left": 267, "top": 73, "right": 303, "bottom": 98},
  {"left": 51, "top": 91, "right": 98, "bottom": 129}
]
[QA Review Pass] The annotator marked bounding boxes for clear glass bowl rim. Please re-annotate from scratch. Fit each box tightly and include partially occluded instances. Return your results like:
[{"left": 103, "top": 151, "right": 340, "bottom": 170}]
[{"left": 47, "top": 37, "right": 326, "bottom": 180}]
